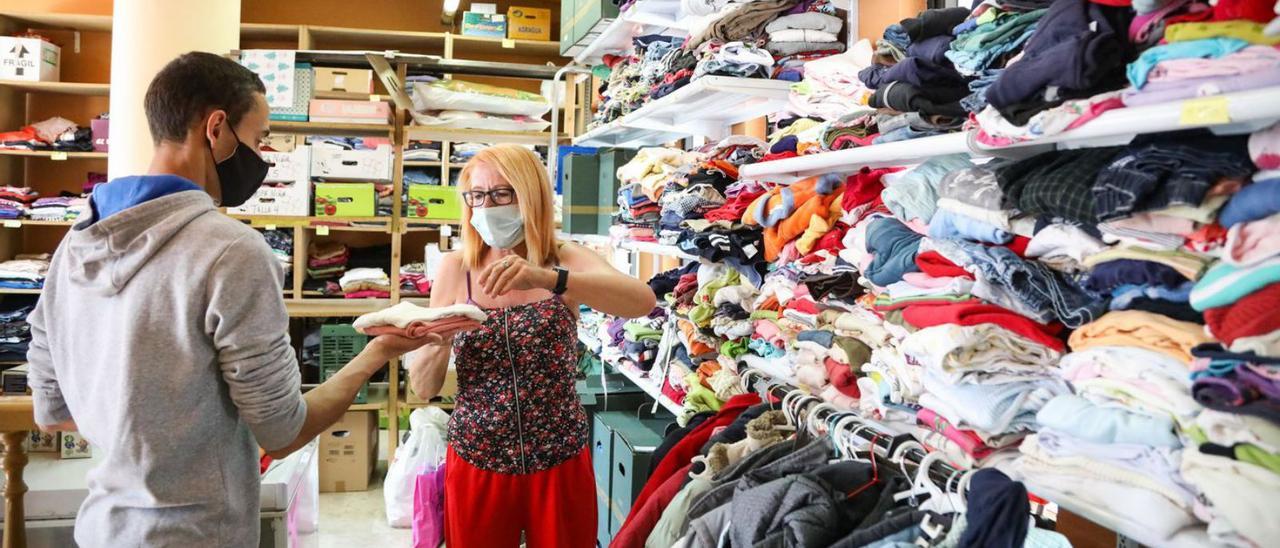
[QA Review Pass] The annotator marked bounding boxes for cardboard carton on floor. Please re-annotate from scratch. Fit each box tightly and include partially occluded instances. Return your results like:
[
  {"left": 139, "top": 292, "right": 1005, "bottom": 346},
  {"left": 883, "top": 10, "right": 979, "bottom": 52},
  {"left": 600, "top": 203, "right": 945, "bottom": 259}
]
[
  {"left": 27, "top": 430, "right": 56, "bottom": 453},
  {"left": 59, "top": 431, "right": 91, "bottom": 459},
  {"left": 319, "top": 410, "right": 378, "bottom": 492}
]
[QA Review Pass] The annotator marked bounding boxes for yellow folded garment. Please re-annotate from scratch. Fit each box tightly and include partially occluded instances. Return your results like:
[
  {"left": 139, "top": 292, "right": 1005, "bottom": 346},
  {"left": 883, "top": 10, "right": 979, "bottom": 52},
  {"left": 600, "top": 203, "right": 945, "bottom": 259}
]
[
  {"left": 1068, "top": 310, "right": 1215, "bottom": 364},
  {"left": 1164, "top": 21, "right": 1280, "bottom": 46}
]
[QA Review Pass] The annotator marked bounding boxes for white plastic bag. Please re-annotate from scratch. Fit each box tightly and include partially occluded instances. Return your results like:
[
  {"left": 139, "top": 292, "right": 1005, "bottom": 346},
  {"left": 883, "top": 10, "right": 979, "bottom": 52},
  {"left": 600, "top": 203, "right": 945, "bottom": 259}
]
[
  {"left": 385, "top": 407, "right": 450, "bottom": 527},
  {"left": 410, "top": 80, "right": 551, "bottom": 117}
]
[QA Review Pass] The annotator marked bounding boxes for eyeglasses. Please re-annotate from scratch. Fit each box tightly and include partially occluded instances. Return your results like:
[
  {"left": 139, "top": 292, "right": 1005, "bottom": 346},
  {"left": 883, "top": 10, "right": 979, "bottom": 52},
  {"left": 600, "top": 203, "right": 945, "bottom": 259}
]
[{"left": 462, "top": 187, "right": 516, "bottom": 208}]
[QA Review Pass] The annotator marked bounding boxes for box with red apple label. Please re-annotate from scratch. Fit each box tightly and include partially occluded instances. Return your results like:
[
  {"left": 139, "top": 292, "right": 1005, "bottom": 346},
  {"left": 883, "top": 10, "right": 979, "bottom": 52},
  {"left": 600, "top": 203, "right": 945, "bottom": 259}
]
[
  {"left": 406, "top": 184, "right": 462, "bottom": 221},
  {"left": 314, "top": 182, "right": 376, "bottom": 218}
]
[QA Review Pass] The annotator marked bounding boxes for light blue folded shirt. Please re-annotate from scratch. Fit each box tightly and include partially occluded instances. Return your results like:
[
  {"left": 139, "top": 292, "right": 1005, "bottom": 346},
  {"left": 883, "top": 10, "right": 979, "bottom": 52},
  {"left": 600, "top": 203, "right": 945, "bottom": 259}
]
[{"left": 1036, "top": 395, "right": 1181, "bottom": 448}]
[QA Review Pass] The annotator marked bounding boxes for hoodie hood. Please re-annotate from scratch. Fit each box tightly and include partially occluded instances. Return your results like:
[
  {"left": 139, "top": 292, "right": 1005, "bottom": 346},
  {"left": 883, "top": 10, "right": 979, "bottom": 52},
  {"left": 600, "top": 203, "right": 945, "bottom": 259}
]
[{"left": 67, "top": 191, "right": 217, "bottom": 295}]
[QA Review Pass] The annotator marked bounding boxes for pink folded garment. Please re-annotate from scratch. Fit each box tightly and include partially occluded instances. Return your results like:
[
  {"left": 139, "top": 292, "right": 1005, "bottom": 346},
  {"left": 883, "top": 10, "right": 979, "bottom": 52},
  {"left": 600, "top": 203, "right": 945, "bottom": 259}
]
[
  {"left": 361, "top": 316, "right": 483, "bottom": 338},
  {"left": 902, "top": 272, "right": 963, "bottom": 289},
  {"left": 345, "top": 290, "right": 391, "bottom": 299}
]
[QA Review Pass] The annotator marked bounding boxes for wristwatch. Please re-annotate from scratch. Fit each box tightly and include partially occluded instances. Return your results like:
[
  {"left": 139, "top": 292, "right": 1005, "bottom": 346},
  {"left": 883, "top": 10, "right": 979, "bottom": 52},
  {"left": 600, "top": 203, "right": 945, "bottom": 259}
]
[{"left": 552, "top": 267, "right": 570, "bottom": 295}]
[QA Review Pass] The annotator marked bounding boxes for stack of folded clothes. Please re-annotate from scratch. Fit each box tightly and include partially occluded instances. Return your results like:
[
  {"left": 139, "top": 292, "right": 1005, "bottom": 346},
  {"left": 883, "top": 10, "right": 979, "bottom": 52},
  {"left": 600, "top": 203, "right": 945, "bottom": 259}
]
[
  {"left": 0, "top": 254, "right": 50, "bottom": 290},
  {"left": 400, "top": 262, "right": 430, "bottom": 296},
  {"left": 340, "top": 268, "right": 392, "bottom": 299},
  {"left": 260, "top": 229, "right": 293, "bottom": 282},
  {"left": 27, "top": 197, "right": 74, "bottom": 221},
  {"left": 0, "top": 116, "right": 93, "bottom": 152},
  {"left": 765, "top": 10, "right": 846, "bottom": 58},
  {"left": 307, "top": 241, "right": 349, "bottom": 283},
  {"left": 0, "top": 297, "right": 35, "bottom": 362}
]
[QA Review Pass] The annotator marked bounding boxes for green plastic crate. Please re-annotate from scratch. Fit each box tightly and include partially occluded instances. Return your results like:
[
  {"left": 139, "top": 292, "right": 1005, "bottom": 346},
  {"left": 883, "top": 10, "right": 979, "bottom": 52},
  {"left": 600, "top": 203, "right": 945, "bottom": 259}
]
[{"left": 320, "top": 324, "right": 370, "bottom": 403}]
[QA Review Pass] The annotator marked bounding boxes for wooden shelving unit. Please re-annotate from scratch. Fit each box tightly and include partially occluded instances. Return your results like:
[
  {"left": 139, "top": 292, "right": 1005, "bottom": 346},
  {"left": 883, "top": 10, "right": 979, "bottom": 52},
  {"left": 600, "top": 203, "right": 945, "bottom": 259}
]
[
  {"left": 0, "top": 81, "right": 108, "bottom": 96},
  {"left": 0, "top": 8, "right": 568, "bottom": 457}
]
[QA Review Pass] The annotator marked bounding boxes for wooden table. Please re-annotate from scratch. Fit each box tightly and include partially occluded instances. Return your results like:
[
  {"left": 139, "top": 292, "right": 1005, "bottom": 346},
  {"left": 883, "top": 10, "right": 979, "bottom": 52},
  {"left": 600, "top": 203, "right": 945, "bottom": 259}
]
[{"left": 0, "top": 396, "right": 34, "bottom": 548}]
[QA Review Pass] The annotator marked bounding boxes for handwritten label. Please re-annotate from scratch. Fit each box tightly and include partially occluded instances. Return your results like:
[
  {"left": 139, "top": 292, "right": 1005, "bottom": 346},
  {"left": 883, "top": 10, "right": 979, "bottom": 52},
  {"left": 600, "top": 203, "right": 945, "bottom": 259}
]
[
  {"left": 1180, "top": 96, "right": 1230, "bottom": 126},
  {"left": 264, "top": 224, "right": 277, "bottom": 231},
  {"left": 317, "top": 225, "right": 330, "bottom": 236},
  {"left": 502, "top": 39, "right": 515, "bottom": 49},
  {"left": 2, "top": 220, "right": 20, "bottom": 228},
  {"left": 49, "top": 151, "right": 68, "bottom": 161},
  {"left": 369, "top": 94, "right": 381, "bottom": 102},
  {"left": 441, "top": 224, "right": 453, "bottom": 238}
]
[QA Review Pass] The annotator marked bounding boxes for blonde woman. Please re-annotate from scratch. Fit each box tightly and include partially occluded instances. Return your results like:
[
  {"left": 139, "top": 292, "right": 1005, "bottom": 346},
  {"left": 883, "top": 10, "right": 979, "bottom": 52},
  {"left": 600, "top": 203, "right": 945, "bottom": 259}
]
[{"left": 408, "top": 144, "right": 655, "bottom": 547}]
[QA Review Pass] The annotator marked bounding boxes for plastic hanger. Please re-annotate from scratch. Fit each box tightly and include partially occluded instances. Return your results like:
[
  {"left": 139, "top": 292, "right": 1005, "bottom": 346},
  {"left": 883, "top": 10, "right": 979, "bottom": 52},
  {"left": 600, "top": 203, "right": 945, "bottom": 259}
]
[
  {"left": 888, "top": 441, "right": 927, "bottom": 506},
  {"left": 845, "top": 432, "right": 882, "bottom": 500},
  {"left": 806, "top": 402, "right": 837, "bottom": 437}
]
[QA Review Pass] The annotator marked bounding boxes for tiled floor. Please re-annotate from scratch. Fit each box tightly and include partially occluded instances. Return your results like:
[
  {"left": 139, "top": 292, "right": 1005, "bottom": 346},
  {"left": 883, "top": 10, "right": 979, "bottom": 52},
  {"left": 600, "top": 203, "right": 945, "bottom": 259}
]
[{"left": 317, "top": 433, "right": 413, "bottom": 547}]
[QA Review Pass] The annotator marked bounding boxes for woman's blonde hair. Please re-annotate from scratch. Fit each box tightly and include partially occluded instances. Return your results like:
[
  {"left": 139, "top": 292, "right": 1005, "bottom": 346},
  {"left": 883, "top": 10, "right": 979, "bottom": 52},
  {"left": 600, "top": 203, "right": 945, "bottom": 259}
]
[{"left": 458, "top": 144, "right": 558, "bottom": 271}]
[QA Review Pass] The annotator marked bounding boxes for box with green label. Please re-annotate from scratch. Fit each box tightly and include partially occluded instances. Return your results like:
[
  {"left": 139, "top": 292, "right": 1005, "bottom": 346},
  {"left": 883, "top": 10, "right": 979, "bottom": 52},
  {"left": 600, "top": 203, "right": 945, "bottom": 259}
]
[
  {"left": 314, "top": 182, "right": 376, "bottom": 218},
  {"left": 407, "top": 185, "right": 463, "bottom": 221}
]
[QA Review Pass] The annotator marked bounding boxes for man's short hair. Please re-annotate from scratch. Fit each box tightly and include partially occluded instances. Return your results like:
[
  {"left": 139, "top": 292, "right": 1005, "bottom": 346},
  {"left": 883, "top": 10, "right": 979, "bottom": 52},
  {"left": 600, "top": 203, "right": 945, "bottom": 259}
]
[{"left": 143, "top": 52, "right": 266, "bottom": 145}]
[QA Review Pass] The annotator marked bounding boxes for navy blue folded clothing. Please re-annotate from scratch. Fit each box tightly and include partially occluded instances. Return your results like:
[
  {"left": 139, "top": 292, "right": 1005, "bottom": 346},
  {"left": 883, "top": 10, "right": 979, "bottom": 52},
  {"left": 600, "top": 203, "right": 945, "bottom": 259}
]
[
  {"left": 986, "top": 0, "right": 1133, "bottom": 122},
  {"left": 1085, "top": 260, "right": 1189, "bottom": 293}
]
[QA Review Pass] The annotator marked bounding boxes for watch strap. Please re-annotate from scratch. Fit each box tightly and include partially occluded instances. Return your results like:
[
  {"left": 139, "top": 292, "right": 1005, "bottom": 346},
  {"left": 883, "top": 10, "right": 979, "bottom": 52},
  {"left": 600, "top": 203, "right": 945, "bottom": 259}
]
[{"left": 553, "top": 267, "right": 569, "bottom": 295}]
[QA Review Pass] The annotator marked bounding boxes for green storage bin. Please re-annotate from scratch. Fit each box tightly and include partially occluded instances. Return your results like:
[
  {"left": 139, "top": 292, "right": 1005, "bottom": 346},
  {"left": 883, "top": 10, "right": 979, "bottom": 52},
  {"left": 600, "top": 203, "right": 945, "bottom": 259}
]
[
  {"left": 407, "top": 184, "right": 462, "bottom": 221},
  {"left": 562, "top": 152, "right": 602, "bottom": 235},
  {"left": 560, "top": 0, "right": 578, "bottom": 53},
  {"left": 591, "top": 414, "right": 615, "bottom": 518},
  {"left": 320, "top": 324, "right": 370, "bottom": 403},
  {"left": 314, "top": 182, "right": 376, "bottom": 217},
  {"left": 573, "top": 0, "right": 620, "bottom": 51},
  {"left": 596, "top": 148, "right": 634, "bottom": 230},
  {"left": 596, "top": 411, "right": 665, "bottom": 529},
  {"left": 597, "top": 490, "right": 612, "bottom": 548}
]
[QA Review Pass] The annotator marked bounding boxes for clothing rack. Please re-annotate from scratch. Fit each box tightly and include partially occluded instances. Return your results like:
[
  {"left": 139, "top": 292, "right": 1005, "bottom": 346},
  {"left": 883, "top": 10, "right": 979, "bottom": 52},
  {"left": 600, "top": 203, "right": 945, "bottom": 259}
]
[{"left": 739, "top": 368, "right": 969, "bottom": 490}]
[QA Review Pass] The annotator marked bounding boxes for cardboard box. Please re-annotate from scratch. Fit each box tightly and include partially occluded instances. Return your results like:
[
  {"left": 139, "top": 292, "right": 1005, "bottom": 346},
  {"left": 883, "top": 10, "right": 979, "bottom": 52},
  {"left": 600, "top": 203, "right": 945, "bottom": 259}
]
[
  {"left": 28, "top": 430, "right": 56, "bottom": 453},
  {"left": 59, "top": 431, "right": 92, "bottom": 459},
  {"left": 318, "top": 411, "right": 378, "bottom": 493},
  {"left": 407, "top": 185, "right": 462, "bottom": 221},
  {"left": 507, "top": 7, "right": 552, "bottom": 41},
  {"left": 229, "top": 148, "right": 312, "bottom": 216},
  {"left": 311, "top": 145, "right": 393, "bottom": 182},
  {"left": 404, "top": 368, "right": 456, "bottom": 405},
  {"left": 313, "top": 67, "right": 375, "bottom": 99},
  {"left": 90, "top": 118, "right": 109, "bottom": 153},
  {"left": 262, "top": 134, "right": 297, "bottom": 152},
  {"left": 0, "top": 36, "right": 60, "bottom": 82},
  {"left": 308, "top": 99, "right": 391, "bottom": 124},
  {"left": 461, "top": 12, "right": 507, "bottom": 37},
  {"left": 314, "top": 182, "right": 376, "bottom": 217},
  {"left": 270, "top": 63, "right": 313, "bottom": 122}
]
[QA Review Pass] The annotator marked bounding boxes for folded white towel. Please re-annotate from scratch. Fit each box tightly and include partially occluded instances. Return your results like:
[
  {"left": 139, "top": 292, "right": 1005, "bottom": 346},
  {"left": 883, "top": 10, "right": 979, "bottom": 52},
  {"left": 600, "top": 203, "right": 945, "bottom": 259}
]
[{"left": 353, "top": 302, "right": 487, "bottom": 331}]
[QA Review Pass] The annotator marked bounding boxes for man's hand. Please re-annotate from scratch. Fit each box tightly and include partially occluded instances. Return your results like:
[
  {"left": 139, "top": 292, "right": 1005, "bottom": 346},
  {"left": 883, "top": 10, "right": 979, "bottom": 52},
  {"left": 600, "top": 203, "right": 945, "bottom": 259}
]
[{"left": 370, "top": 333, "right": 446, "bottom": 359}]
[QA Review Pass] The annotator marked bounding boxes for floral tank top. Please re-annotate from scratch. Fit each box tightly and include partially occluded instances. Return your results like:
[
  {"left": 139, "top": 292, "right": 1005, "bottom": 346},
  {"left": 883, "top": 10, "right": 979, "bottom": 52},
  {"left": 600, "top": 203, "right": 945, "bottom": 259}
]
[{"left": 448, "top": 271, "right": 589, "bottom": 474}]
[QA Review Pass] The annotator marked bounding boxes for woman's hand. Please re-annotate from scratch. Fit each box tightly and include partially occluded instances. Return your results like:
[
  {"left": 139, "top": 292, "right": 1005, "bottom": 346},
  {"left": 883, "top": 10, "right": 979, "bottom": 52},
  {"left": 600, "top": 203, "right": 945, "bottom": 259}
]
[{"left": 477, "top": 255, "right": 554, "bottom": 297}]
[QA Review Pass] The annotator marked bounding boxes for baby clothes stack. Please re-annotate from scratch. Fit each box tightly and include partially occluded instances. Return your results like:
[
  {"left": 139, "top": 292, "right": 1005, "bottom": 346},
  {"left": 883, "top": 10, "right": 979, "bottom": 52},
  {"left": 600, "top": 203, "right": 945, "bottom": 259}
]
[
  {"left": 400, "top": 263, "right": 430, "bottom": 296},
  {"left": 765, "top": 12, "right": 846, "bottom": 58},
  {"left": 353, "top": 302, "right": 487, "bottom": 338}
]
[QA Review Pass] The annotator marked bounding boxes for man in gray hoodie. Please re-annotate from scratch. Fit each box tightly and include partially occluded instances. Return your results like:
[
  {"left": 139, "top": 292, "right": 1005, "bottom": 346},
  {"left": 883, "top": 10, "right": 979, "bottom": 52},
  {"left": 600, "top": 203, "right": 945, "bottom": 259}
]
[{"left": 25, "top": 52, "right": 441, "bottom": 547}]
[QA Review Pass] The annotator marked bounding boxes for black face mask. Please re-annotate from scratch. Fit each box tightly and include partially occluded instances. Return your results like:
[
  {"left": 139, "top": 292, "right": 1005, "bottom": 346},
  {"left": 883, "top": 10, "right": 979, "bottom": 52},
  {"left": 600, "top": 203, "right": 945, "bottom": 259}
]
[{"left": 210, "top": 123, "right": 270, "bottom": 208}]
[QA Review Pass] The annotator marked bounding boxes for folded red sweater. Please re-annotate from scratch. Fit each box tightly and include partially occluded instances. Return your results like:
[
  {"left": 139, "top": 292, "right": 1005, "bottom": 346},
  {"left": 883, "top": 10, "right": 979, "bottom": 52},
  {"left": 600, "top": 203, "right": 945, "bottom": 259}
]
[{"left": 901, "top": 302, "right": 1067, "bottom": 352}]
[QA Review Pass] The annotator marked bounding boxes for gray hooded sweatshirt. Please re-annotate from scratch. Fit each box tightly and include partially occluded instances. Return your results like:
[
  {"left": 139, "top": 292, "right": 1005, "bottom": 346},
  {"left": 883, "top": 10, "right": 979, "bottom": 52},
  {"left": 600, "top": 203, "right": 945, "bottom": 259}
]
[{"left": 26, "top": 190, "right": 307, "bottom": 547}]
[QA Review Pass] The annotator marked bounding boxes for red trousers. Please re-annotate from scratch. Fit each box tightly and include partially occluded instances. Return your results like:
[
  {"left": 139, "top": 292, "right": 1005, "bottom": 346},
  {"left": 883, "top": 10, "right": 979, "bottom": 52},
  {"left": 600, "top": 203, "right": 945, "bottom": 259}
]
[{"left": 444, "top": 446, "right": 597, "bottom": 548}]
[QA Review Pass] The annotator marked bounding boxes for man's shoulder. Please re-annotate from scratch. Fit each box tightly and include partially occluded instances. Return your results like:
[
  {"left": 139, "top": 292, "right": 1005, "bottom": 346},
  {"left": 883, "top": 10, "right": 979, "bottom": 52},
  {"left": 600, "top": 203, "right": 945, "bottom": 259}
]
[{"left": 184, "top": 213, "right": 271, "bottom": 258}]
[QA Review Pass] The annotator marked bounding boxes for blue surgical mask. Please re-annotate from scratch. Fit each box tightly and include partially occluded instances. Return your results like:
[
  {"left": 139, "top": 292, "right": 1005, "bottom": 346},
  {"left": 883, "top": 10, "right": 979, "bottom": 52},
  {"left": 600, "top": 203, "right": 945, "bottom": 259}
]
[{"left": 469, "top": 204, "right": 525, "bottom": 249}]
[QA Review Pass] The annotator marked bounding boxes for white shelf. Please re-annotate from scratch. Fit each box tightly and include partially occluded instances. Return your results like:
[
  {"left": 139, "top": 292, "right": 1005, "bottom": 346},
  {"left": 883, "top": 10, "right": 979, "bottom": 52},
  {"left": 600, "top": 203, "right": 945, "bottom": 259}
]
[
  {"left": 558, "top": 232, "right": 613, "bottom": 246},
  {"left": 607, "top": 357, "right": 683, "bottom": 416},
  {"left": 571, "top": 3, "right": 689, "bottom": 66},
  {"left": 740, "top": 87, "right": 1280, "bottom": 180},
  {"left": 574, "top": 76, "right": 793, "bottom": 147},
  {"left": 620, "top": 240, "right": 697, "bottom": 260}
]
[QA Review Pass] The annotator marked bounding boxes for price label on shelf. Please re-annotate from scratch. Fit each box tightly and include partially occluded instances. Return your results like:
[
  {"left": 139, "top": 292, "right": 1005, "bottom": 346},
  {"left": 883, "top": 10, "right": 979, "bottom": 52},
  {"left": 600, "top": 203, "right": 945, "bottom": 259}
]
[
  {"left": 502, "top": 39, "right": 515, "bottom": 49},
  {"left": 1179, "top": 96, "right": 1230, "bottom": 126},
  {"left": 264, "top": 224, "right": 277, "bottom": 231},
  {"left": 441, "top": 224, "right": 453, "bottom": 238},
  {"left": 50, "top": 151, "right": 68, "bottom": 161},
  {"left": 2, "top": 220, "right": 21, "bottom": 228},
  {"left": 317, "top": 225, "right": 330, "bottom": 236}
]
